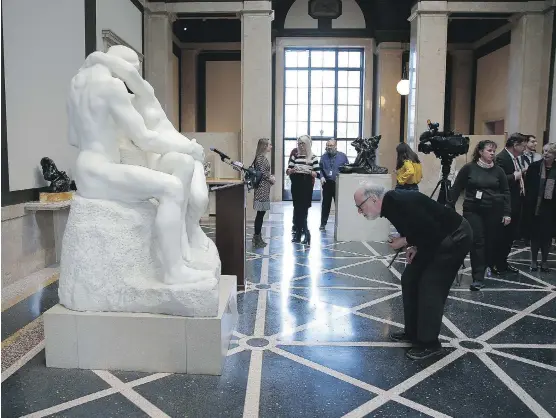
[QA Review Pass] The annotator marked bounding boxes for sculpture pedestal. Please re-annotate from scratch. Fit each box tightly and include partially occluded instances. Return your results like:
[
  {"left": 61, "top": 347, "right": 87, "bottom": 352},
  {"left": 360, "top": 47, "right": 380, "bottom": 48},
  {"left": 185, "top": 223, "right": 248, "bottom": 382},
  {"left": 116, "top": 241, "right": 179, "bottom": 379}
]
[
  {"left": 44, "top": 275, "right": 238, "bottom": 375},
  {"left": 335, "top": 173, "right": 392, "bottom": 242}
]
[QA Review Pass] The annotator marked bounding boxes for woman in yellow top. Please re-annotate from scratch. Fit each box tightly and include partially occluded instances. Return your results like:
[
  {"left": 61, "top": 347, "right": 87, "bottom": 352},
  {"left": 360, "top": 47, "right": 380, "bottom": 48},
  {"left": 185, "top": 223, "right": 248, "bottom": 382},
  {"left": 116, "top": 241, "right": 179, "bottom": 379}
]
[{"left": 395, "top": 143, "right": 422, "bottom": 191}]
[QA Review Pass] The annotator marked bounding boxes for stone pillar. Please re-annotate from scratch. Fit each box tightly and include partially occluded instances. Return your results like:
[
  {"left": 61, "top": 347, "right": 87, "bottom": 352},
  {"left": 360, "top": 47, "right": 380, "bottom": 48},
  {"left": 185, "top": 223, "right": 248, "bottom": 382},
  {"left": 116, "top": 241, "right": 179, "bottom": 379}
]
[
  {"left": 506, "top": 13, "right": 551, "bottom": 142},
  {"left": 407, "top": 11, "right": 448, "bottom": 197},
  {"left": 550, "top": 44, "right": 556, "bottom": 143},
  {"left": 449, "top": 50, "right": 473, "bottom": 134},
  {"left": 181, "top": 49, "right": 199, "bottom": 132},
  {"left": 240, "top": 1, "right": 273, "bottom": 218},
  {"left": 375, "top": 43, "right": 403, "bottom": 178},
  {"left": 144, "top": 11, "right": 176, "bottom": 120}
]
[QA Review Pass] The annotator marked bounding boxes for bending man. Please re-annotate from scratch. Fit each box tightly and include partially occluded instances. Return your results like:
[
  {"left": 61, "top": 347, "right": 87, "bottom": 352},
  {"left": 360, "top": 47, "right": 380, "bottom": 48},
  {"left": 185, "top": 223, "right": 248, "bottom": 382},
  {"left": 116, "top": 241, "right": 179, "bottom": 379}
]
[{"left": 354, "top": 184, "right": 472, "bottom": 360}]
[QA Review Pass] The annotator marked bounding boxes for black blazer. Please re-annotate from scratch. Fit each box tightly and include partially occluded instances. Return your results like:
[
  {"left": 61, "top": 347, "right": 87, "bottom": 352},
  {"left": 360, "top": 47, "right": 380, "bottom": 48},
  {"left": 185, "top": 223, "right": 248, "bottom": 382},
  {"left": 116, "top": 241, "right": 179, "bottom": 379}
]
[
  {"left": 495, "top": 150, "right": 522, "bottom": 214},
  {"left": 523, "top": 160, "right": 556, "bottom": 237}
]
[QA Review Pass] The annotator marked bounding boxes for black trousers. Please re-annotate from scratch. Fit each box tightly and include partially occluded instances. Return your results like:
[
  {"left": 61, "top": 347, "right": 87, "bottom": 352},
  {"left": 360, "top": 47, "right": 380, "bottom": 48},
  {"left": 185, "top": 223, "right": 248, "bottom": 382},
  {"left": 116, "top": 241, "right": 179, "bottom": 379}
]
[
  {"left": 401, "top": 219, "right": 472, "bottom": 347},
  {"left": 464, "top": 209, "right": 500, "bottom": 283},
  {"left": 321, "top": 180, "right": 336, "bottom": 226},
  {"left": 291, "top": 174, "right": 313, "bottom": 233},
  {"left": 254, "top": 211, "right": 265, "bottom": 235},
  {"left": 530, "top": 201, "right": 555, "bottom": 263},
  {"left": 495, "top": 205, "right": 521, "bottom": 269}
]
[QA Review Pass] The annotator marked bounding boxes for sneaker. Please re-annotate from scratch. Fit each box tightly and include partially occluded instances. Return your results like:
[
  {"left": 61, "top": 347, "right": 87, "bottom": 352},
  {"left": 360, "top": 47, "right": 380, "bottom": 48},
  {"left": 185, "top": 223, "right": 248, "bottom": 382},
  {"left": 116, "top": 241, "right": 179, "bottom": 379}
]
[
  {"left": 406, "top": 346, "right": 442, "bottom": 360},
  {"left": 390, "top": 332, "right": 413, "bottom": 343}
]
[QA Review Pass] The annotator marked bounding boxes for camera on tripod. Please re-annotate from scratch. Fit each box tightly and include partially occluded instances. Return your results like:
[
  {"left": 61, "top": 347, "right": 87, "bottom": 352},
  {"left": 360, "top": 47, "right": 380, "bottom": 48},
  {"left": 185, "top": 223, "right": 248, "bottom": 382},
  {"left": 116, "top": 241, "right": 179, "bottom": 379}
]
[{"left": 418, "top": 120, "right": 470, "bottom": 160}]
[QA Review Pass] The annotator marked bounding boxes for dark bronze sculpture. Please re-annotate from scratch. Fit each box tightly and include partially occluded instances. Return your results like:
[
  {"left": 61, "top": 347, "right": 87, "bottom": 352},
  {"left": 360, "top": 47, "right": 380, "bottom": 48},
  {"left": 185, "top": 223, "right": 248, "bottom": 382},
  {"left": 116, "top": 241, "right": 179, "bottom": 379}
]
[
  {"left": 339, "top": 135, "right": 389, "bottom": 174},
  {"left": 40, "top": 157, "right": 77, "bottom": 192}
]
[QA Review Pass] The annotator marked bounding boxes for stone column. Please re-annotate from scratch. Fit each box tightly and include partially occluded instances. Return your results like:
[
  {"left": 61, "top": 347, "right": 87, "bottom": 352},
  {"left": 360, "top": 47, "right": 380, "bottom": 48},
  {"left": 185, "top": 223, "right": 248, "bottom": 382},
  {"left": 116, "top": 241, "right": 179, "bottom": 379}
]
[
  {"left": 240, "top": 1, "right": 273, "bottom": 218},
  {"left": 180, "top": 49, "right": 199, "bottom": 132},
  {"left": 449, "top": 50, "right": 473, "bottom": 134},
  {"left": 407, "top": 11, "right": 448, "bottom": 197},
  {"left": 375, "top": 43, "right": 403, "bottom": 178},
  {"left": 144, "top": 11, "right": 176, "bottom": 121},
  {"left": 506, "top": 12, "right": 552, "bottom": 141}
]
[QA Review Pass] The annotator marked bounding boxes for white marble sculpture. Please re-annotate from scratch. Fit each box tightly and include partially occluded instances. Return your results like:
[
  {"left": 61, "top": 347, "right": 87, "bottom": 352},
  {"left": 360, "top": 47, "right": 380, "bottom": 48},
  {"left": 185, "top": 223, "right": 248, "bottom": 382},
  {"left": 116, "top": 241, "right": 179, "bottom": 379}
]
[{"left": 59, "top": 45, "right": 220, "bottom": 316}]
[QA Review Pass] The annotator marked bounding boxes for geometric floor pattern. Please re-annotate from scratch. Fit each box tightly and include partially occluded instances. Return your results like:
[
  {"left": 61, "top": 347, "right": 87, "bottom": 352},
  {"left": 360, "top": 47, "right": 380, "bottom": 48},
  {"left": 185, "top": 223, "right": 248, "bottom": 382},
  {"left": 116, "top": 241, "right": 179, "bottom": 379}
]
[{"left": 2, "top": 203, "right": 555, "bottom": 417}]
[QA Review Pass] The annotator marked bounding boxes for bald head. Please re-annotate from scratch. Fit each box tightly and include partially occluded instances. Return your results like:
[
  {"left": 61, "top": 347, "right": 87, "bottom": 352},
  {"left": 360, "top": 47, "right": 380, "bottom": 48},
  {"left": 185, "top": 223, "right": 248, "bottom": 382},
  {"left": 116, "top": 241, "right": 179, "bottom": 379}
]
[
  {"left": 354, "top": 182, "right": 386, "bottom": 221},
  {"left": 107, "top": 45, "right": 140, "bottom": 71},
  {"left": 325, "top": 139, "right": 337, "bottom": 155}
]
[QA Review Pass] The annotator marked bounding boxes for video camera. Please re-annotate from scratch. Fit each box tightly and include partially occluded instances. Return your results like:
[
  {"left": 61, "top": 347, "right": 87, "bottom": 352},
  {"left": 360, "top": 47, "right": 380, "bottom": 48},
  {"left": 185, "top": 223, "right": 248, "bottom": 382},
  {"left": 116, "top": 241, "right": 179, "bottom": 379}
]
[
  {"left": 418, "top": 120, "right": 470, "bottom": 160},
  {"left": 210, "top": 148, "right": 262, "bottom": 191}
]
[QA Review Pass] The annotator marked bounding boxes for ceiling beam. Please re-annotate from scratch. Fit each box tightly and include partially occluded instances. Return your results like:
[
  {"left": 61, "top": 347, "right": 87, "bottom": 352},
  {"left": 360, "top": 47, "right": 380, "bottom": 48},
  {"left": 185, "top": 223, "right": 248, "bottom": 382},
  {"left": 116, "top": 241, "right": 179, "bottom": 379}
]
[{"left": 410, "top": 0, "right": 555, "bottom": 20}]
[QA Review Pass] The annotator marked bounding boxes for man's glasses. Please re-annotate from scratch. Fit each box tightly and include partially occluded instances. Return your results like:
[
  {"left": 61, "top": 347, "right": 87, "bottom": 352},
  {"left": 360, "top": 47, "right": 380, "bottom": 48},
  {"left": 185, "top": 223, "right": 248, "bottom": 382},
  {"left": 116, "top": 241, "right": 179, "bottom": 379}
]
[{"left": 355, "top": 195, "right": 372, "bottom": 210}]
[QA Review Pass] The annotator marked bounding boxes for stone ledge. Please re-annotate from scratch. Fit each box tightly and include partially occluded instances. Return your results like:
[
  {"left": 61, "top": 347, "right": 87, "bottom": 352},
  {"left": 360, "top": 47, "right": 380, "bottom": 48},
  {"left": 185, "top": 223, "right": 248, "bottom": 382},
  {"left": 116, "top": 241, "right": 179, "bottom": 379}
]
[
  {"left": 44, "top": 275, "right": 238, "bottom": 375},
  {"left": 24, "top": 201, "right": 71, "bottom": 211}
]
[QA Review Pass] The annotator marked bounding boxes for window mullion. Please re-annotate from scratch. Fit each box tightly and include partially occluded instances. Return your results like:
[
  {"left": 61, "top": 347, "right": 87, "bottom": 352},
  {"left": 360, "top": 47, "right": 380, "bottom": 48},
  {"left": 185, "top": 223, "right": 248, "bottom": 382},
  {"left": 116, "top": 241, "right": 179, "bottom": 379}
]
[{"left": 334, "top": 50, "right": 339, "bottom": 140}]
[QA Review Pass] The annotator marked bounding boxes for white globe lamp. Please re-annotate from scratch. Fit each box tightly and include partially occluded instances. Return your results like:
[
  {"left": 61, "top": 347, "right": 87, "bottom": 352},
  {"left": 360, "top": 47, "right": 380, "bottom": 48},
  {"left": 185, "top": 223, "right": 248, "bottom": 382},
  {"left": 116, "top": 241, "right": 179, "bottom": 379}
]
[{"left": 396, "top": 79, "right": 410, "bottom": 96}]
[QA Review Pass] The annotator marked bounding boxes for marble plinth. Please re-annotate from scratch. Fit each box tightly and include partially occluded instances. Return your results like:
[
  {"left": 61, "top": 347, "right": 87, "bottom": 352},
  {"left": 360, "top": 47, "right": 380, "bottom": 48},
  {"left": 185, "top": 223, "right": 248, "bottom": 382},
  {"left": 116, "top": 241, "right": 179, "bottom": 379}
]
[
  {"left": 335, "top": 173, "right": 392, "bottom": 242},
  {"left": 44, "top": 275, "right": 237, "bottom": 375}
]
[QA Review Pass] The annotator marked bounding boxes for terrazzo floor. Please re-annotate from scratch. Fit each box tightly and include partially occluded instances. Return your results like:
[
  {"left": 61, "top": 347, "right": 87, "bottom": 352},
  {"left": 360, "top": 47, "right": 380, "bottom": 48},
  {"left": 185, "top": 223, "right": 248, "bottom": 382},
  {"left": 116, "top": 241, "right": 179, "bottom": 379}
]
[{"left": 1, "top": 203, "right": 555, "bottom": 417}]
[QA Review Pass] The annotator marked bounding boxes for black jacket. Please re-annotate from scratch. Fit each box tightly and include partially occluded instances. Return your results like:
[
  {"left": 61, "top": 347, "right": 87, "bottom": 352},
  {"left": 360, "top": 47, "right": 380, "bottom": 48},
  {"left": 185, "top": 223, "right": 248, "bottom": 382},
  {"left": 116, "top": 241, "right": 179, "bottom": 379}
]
[
  {"left": 523, "top": 160, "right": 556, "bottom": 228},
  {"left": 495, "top": 149, "right": 522, "bottom": 215},
  {"left": 381, "top": 190, "right": 463, "bottom": 264}
]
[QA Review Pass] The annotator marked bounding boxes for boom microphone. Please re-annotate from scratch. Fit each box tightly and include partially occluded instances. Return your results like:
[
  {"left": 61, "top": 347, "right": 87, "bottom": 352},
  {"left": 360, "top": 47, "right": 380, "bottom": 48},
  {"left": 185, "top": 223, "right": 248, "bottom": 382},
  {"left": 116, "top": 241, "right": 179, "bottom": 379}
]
[{"left": 210, "top": 147, "right": 230, "bottom": 161}]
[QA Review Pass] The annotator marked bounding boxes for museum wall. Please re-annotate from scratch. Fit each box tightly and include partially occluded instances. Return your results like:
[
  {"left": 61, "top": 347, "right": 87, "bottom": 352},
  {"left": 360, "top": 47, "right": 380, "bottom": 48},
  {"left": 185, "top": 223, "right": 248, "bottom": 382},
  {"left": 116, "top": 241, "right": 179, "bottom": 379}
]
[
  {"left": 2, "top": 0, "right": 84, "bottom": 192},
  {"left": 1, "top": 0, "right": 87, "bottom": 286},
  {"left": 96, "top": 0, "right": 142, "bottom": 54},
  {"left": 205, "top": 61, "right": 242, "bottom": 133},
  {"left": 474, "top": 45, "right": 510, "bottom": 134}
]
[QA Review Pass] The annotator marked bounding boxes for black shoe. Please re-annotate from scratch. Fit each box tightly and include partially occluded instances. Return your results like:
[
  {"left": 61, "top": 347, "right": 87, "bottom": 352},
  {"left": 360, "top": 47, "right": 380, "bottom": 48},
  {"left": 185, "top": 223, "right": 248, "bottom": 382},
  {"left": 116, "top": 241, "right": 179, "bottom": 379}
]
[
  {"left": 319, "top": 225, "right": 325, "bottom": 231},
  {"left": 490, "top": 266, "right": 502, "bottom": 275},
  {"left": 390, "top": 332, "right": 413, "bottom": 343},
  {"left": 506, "top": 264, "right": 519, "bottom": 273},
  {"left": 406, "top": 346, "right": 442, "bottom": 360},
  {"left": 530, "top": 262, "right": 538, "bottom": 272},
  {"left": 540, "top": 262, "right": 550, "bottom": 273},
  {"left": 470, "top": 281, "right": 485, "bottom": 291},
  {"left": 292, "top": 230, "right": 301, "bottom": 243}
]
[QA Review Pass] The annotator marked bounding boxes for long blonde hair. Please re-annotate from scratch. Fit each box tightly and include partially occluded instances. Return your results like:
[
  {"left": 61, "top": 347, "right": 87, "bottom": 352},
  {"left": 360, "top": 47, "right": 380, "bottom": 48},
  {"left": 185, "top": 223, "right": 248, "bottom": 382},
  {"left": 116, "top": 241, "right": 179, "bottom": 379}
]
[
  {"left": 255, "top": 138, "right": 270, "bottom": 157},
  {"left": 297, "top": 135, "right": 313, "bottom": 161}
]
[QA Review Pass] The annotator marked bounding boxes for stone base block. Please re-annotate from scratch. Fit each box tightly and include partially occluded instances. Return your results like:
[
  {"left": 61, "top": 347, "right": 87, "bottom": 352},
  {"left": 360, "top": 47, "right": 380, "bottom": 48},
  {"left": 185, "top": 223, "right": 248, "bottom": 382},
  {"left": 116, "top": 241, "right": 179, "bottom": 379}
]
[{"left": 44, "top": 275, "right": 238, "bottom": 375}]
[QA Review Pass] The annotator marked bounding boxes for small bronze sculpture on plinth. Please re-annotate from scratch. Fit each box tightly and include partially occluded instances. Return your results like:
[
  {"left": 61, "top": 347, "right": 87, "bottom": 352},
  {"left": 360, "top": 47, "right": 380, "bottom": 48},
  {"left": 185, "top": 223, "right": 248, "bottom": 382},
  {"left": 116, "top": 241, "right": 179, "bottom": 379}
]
[
  {"left": 339, "top": 135, "right": 389, "bottom": 174},
  {"left": 39, "top": 157, "right": 77, "bottom": 202}
]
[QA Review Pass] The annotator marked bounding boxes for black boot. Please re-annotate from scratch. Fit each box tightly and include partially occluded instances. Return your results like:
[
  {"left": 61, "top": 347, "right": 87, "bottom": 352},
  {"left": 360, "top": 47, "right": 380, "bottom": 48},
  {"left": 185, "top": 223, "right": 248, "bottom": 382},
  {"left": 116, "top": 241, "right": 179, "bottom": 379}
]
[
  {"left": 292, "top": 229, "right": 302, "bottom": 243},
  {"left": 301, "top": 229, "right": 311, "bottom": 246}
]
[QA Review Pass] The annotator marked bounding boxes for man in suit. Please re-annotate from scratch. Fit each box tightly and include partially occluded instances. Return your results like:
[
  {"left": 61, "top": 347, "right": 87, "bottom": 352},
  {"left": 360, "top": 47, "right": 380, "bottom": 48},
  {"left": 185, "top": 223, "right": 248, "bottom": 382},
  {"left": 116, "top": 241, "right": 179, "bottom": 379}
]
[
  {"left": 493, "top": 133, "right": 528, "bottom": 274},
  {"left": 520, "top": 134, "right": 542, "bottom": 170}
]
